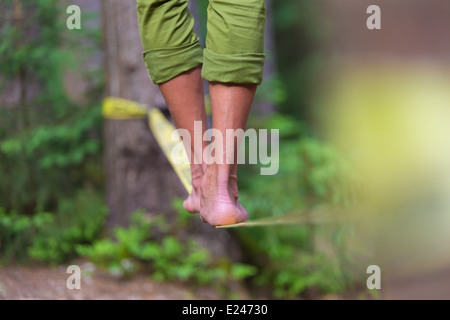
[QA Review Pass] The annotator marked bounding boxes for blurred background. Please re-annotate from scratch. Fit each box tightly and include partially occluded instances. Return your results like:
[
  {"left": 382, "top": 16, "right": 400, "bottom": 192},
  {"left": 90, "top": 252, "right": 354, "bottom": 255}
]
[{"left": 1, "top": 0, "right": 450, "bottom": 299}]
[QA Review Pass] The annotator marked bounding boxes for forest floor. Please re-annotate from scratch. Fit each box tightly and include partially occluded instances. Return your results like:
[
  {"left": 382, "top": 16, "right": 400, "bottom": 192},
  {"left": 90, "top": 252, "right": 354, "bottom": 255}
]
[
  {"left": 2, "top": 261, "right": 450, "bottom": 300},
  {"left": 0, "top": 261, "right": 228, "bottom": 300}
]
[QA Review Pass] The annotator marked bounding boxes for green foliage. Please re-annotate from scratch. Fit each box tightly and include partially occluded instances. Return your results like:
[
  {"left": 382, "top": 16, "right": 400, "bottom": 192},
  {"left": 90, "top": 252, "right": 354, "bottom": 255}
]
[
  {"left": 0, "top": 190, "right": 107, "bottom": 264},
  {"left": 271, "top": 0, "right": 327, "bottom": 119},
  {"left": 0, "top": 0, "right": 103, "bottom": 214},
  {"left": 28, "top": 190, "right": 107, "bottom": 264},
  {"left": 1, "top": 0, "right": 72, "bottom": 117},
  {"left": 77, "top": 211, "right": 257, "bottom": 293},
  {"left": 256, "top": 74, "right": 288, "bottom": 106},
  {"left": 1, "top": 106, "right": 102, "bottom": 169},
  {"left": 238, "top": 114, "right": 358, "bottom": 298},
  {"left": 0, "top": 208, "right": 53, "bottom": 262},
  {"left": 0, "top": 104, "right": 103, "bottom": 213}
]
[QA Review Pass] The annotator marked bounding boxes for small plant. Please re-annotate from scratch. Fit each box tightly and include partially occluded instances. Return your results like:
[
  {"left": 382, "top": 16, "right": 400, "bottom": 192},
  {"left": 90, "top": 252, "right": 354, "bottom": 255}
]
[
  {"left": 0, "top": 190, "right": 107, "bottom": 264},
  {"left": 77, "top": 210, "right": 257, "bottom": 294},
  {"left": 0, "top": 208, "right": 53, "bottom": 262},
  {"left": 28, "top": 190, "right": 107, "bottom": 264}
]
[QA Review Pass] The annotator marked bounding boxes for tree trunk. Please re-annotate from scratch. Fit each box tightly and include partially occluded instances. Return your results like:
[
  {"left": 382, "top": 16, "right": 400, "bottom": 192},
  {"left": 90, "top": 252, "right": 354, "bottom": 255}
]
[
  {"left": 101, "top": 0, "right": 185, "bottom": 228},
  {"left": 101, "top": 0, "right": 242, "bottom": 260}
]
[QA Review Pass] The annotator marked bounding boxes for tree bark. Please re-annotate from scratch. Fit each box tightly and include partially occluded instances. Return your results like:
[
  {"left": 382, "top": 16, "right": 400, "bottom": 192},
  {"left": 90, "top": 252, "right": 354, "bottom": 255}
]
[{"left": 101, "top": 0, "right": 185, "bottom": 228}]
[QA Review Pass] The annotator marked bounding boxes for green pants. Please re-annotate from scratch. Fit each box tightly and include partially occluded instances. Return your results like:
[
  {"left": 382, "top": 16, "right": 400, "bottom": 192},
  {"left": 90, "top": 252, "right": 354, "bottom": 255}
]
[{"left": 136, "top": 0, "right": 266, "bottom": 85}]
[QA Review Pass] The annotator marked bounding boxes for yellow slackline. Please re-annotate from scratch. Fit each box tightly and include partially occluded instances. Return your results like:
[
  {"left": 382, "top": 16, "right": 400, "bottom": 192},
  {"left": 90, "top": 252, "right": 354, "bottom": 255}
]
[
  {"left": 103, "top": 97, "right": 192, "bottom": 193},
  {"left": 215, "top": 211, "right": 330, "bottom": 228},
  {"left": 102, "top": 97, "right": 148, "bottom": 120},
  {"left": 102, "top": 97, "right": 327, "bottom": 228},
  {"left": 147, "top": 108, "right": 192, "bottom": 194}
]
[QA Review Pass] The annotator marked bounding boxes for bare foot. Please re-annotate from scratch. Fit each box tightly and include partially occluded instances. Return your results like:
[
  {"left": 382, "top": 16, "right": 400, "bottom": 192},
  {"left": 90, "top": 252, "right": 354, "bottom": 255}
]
[
  {"left": 183, "top": 184, "right": 201, "bottom": 214},
  {"left": 200, "top": 166, "right": 249, "bottom": 227},
  {"left": 183, "top": 173, "right": 247, "bottom": 221},
  {"left": 228, "top": 175, "right": 248, "bottom": 217},
  {"left": 183, "top": 166, "right": 204, "bottom": 214}
]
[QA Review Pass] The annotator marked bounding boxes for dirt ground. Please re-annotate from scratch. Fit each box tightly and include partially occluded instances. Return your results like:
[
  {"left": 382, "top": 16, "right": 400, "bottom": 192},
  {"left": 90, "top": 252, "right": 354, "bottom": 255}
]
[
  {"left": 0, "top": 261, "right": 224, "bottom": 300},
  {"left": 2, "top": 261, "right": 450, "bottom": 300}
]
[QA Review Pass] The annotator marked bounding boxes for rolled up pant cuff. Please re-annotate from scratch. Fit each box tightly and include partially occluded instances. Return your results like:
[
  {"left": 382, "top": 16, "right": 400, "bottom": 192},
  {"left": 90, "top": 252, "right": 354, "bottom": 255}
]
[
  {"left": 142, "top": 42, "right": 203, "bottom": 84},
  {"left": 201, "top": 48, "right": 265, "bottom": 85}
]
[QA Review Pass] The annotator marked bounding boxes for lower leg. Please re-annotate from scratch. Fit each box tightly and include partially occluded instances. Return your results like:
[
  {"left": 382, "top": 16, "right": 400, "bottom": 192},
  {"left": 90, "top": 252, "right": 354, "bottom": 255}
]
[
  {"left": 158, "top": 66, "right": 208, "bottom": 213},
  {"left": 200, "top": 82, "right": 256, "bottom": 226}
]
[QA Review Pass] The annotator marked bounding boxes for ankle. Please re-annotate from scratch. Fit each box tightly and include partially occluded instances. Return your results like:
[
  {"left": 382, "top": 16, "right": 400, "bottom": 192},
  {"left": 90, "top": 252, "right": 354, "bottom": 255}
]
[
  {"left": 229, "top": 174, "right": 238, "bottom": 184},
  {"left": 214, "top": 165, "right": 234, "bottom": 183}
]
